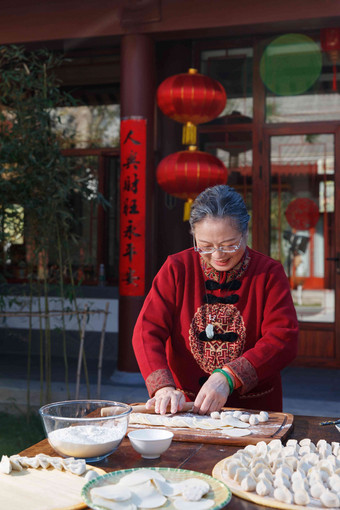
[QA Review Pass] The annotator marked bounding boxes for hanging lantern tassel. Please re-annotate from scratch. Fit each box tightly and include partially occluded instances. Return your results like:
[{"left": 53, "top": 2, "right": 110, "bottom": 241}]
[
  {"left": 183, "top": 198, "right": 193, "bottom": 221},
  {"left": 182, "top": 122, "right": 197, "bottom": 145},
  {"left": 320, "top": 28, "right": 340, "bottom": 92},
  {"left": 329, "top": 50, "right": 339, "bottom": 91}
]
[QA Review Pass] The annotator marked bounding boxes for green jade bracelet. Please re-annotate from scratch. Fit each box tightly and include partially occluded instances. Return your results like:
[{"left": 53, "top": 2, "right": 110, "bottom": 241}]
[{"left": 212, "top": 368, "right": 234, "bottom": 394}]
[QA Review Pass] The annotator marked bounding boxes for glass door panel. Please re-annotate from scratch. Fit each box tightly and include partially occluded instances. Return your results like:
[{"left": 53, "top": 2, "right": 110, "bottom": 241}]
[{"left": 269, "top": 134, "right": 335, "bottom": 323}]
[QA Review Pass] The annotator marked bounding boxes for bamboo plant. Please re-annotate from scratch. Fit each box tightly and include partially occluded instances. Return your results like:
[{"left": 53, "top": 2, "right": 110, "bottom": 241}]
[{"left": 0, "top": 45, "right": 106, "bottom": 407}]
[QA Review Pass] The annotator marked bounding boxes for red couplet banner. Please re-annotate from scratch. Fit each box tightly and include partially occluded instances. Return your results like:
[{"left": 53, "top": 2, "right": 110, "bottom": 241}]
[{"left": 119, "top": 118, "right": 147, "bottom": 296}]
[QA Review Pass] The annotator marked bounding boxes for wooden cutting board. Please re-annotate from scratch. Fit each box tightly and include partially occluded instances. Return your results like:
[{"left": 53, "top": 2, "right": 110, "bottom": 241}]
[
  {"left": 127, "top": 406, "right": 294, "bottom": 447},
  {"left": 0, "top": 464, "right": 105, "bottom": 510}
]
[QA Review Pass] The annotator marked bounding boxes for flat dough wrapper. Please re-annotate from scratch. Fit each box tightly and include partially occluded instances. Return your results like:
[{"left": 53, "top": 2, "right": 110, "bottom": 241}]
[
  {"left": 129, "top": 413, "right": 250, "bottom": 432},
  {"left": 221, "top": 428, "right": 251, "bottom": 437}
]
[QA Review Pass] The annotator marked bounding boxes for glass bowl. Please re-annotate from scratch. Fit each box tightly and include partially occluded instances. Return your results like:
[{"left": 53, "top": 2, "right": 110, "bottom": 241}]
[{"left": 39, "top": 400, "right": 132, "bottom": 463}]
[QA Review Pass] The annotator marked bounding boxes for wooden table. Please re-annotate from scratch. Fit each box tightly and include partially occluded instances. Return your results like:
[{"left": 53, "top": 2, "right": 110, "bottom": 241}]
[{"left": 20, "top": 415, "right": 339, "bottom": 510}]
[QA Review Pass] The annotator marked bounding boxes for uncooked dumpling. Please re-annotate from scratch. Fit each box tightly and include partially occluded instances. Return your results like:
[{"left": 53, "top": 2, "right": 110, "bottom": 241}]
[
  {"left": 36, "top": 454, "right": 51, "bottom": 469},
  {"left": 257, "top": 469, "right": 273, "bottom": 483},
  {"left": 0, "top": 455, "right": 12, "bottom": 474},
  {"left": 273, "top": 473, "right": 290, "bottom": 489},
  {"left": 224, "top": 460, "right": 241, "bottom": 479},
  {"left": 182, "top": 486, "right": 206, "bottom": 502},
  {"left": 286, "top": 439, "right": 298, "bottom": 448},
  {"left": 244, "top": 444, "right": 257, "bottom": 456},
  {"left": 268, "top": 439, "right": 283, "bottom": 450},
  {"left": 180, "top": 478, "right": 210, "bottom": 495},
  {"left": 9, "top": 455, "right": 23, "bottom": 471},
  {"left": 85, "top": 469, "right": 100, "bottom": 483},
  {"left": 328, "top": 474, "right": 340, "bottom": 491},
  {"left": 273, "top": 486, "right": 292, "bottom": 504},
  {"left": 234, "top": 467, "right": 249, "bottom": 483},
  {"left": 256, "top": 478, "right": 272, "bottom": 497},
  {"left": 293, "top": 488, "right": 310, "bottom": 506},
  {"left": 24, "top": 456, "right": 40, "bottom": 469},
  {"left": 240, "top": 474, "right": 256, "bottom": 492},
  {"left": 284, "top": 456, "right": 298, "bottom": 471},
  {"left": 66, "top": 459, "right": 86, "bottom": 475},
  {"left": 310, "top": 481, "right": 325, "bottom": 499},
  {"left": 320, "top": 489, "right": 340, "bottom": 508},
  {"left": 48, "top": 457, "right": 64, "bottom": 471}
]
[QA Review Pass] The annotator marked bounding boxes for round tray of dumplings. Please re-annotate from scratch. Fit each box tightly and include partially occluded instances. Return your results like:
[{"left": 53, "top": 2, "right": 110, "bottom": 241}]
[
  {"left": 82, "top": 467, "right": 232, "bottom": 510},
  {"left": 212, "top": 437, "right": 340, "bottom": 509}
]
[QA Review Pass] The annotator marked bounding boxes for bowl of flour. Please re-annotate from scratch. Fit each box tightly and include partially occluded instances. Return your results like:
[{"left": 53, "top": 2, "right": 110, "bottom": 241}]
[{"left": 39, "top": 400, "right": 132, "bottom": 462}]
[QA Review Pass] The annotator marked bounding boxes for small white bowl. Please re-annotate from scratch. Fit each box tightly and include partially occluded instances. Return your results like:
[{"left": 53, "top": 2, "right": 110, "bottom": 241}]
[{"left": 127, "top": 428, "right": 174, "bottom": 459}]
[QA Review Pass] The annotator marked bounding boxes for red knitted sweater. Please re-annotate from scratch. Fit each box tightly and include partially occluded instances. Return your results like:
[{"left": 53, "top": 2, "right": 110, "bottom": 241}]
[{"left": 132, "top": 247, "right": 299, "bottom": 411}]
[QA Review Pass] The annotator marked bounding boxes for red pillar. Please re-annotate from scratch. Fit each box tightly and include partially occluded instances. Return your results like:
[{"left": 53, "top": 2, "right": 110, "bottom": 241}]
[{"left": 117, "top": 34, "right": 155, "bottom": 373}]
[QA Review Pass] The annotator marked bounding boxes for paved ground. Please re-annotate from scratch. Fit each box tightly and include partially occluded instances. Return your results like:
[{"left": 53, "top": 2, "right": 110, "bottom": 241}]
[{"left": 0, "top": 355, "right": 339, "bottom": 418}]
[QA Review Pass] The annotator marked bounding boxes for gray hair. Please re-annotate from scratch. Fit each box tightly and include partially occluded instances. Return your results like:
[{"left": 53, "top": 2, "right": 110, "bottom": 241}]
[{"left": 189, "top": 185, "right": 250, "bottom": 234}]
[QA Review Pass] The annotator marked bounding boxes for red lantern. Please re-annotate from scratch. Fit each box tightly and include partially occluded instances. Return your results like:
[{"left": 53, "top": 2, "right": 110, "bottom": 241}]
[
  {"left": 157, "top": 68, "right": 226, "bottom": 145},
  {"left": 320, "top": 28, "right": 340, "bottom": 91},
  {"left": 285, "top": 198, "right": 320, "bottom": 230},
  {"left": 156, "top": 146, "right": 228, "bottom": 219}
]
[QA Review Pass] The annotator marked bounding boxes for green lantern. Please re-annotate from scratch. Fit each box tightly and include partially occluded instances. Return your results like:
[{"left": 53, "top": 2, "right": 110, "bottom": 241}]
[{"left": 260, "top": 33, "right": 322, "bottom": 96}]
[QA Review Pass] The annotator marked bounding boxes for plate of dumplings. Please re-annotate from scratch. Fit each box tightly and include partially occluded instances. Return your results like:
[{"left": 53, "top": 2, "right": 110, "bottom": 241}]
[{"left": 212, "top": 438, "right": 340, "bottom": 509}]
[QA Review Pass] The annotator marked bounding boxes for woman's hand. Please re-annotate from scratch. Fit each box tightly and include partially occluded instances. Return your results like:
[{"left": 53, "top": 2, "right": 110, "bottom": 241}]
[
  {"left": 193, "top": 372, "right": 231, "bottom": 415},
  {"left": 145, "top": 386, "right": 186, "bottom": 415}
]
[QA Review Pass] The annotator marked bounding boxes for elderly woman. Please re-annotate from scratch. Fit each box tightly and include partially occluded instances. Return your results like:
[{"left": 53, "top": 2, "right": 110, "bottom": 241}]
[{"left": 132, "top": 185, "right": 299, "bottom": 415}]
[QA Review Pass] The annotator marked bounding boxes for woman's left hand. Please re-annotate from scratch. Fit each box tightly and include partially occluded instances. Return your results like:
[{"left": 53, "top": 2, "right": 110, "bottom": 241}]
[{"left": 193, "top": 372, "right": 231, "bottom": 415}]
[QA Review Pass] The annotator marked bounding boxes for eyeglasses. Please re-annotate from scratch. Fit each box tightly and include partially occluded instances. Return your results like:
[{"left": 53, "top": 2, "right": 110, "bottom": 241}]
[{"left": 193, "top": 236, "right": 243, "bottom": 254}]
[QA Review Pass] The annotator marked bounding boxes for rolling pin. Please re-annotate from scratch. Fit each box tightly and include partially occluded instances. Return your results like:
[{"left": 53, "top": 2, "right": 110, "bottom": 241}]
[{"left": 101, "top": 401, "right": 194, "bottom": 416}]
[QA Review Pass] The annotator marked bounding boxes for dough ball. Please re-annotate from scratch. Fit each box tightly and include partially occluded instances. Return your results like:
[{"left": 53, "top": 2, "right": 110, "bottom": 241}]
[
  {"left": 232, "top": 410, "right": 243, "bottom": 418},
  {"left": 258, "top": 411, "right": 269, "bottom": 422},
  {"left": 249, "top": 414, "right": 259, "bottom": 426},
  {"left": 239, "top": 414, "right": 250, "bottom": 423}
]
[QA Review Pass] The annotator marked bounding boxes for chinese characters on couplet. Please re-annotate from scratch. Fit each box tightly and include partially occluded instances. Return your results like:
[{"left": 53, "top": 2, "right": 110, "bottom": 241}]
[{"left": 119, "top": 118, "right": 147, "bottom": 296}]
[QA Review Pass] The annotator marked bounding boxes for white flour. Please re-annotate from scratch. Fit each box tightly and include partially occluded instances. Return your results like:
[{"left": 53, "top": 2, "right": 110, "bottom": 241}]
[{"left": 48, "top": 424, "right": 126, "bottom": 458}]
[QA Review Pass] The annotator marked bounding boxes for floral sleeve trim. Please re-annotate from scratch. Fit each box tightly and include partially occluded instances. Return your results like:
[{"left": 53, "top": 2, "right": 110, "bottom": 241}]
[
  {"left": 227, "top": 356, "right": 258, "bottom": 394},
  {"left": 145, "top": 368, "right": 176, "bottom": 397}
]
